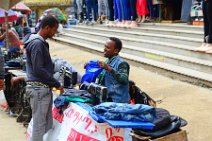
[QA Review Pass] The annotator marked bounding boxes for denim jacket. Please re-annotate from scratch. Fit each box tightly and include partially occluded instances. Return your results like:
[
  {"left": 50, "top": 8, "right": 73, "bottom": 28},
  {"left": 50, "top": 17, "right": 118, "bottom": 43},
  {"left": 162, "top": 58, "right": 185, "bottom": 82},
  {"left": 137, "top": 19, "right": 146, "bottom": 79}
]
[{"left": 105, "top": 55, "right": 130, "bottom": 103}]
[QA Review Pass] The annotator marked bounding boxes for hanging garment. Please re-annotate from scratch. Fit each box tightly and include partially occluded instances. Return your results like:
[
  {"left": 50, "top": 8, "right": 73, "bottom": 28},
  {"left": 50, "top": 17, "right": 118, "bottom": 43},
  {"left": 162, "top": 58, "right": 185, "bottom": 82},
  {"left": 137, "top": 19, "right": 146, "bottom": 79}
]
[{"left": 136, "top": 0, "right": 149, "bottom": 16}]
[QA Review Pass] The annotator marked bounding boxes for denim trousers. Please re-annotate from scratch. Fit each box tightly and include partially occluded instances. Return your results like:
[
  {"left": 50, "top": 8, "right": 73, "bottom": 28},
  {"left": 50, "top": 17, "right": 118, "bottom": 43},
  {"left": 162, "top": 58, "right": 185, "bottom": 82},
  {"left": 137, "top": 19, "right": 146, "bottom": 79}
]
[
  {"left": 114, "top": 0, "right": 123, "bottom": 21},
  {"left": 107, "top": 0, "right": 114, "bottom": 21},
  {"left": 86, "top": 0, "right": 98, "bottom": 21},
  {"left": 98, "top": 0, "right": 108, "bottom": 16},
  {"left": 76, "top": 0, "right": 83, "bottom": 13},
  {"left": 147, "top": 0, "right": 154, "bottom": 17},
  {"left": 26, "top": 85, "right": 53, "bottom": 141}
]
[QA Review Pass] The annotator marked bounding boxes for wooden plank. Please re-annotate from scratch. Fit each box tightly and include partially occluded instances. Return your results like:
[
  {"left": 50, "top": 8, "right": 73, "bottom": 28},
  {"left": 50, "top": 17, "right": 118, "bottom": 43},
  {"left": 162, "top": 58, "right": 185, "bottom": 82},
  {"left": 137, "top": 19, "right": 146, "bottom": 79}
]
[
  {"left": 154, "top": 130, "right": 188, "bottom": 141},
  {"left": 131, "top": 130, "right": 188, "bottom": 141}
]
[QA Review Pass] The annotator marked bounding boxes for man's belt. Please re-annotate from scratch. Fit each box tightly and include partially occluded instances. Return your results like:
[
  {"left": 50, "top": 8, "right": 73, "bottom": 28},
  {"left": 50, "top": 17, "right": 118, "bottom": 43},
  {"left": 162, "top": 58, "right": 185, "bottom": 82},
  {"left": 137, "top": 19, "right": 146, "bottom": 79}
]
[{"left": 27, "top": 81, "right": 49, "bottom": 88}]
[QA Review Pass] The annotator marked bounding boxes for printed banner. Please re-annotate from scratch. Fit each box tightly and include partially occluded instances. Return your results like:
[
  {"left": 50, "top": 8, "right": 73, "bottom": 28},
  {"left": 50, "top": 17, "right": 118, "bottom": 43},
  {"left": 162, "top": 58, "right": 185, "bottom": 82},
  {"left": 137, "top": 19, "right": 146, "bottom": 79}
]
[{"left": 26, "top": 103, "right": 125, "bottom": 141}]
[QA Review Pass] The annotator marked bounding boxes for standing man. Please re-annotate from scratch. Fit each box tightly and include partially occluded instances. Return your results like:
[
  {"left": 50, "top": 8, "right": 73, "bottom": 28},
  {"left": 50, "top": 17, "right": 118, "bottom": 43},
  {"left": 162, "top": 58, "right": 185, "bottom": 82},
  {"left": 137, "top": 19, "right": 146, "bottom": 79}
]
[
  {"left": 97, "top": 37, "right": 130, "bottom": 103},
  {"left": 24, "top": 15, "right": 63, "bottom": 141}
]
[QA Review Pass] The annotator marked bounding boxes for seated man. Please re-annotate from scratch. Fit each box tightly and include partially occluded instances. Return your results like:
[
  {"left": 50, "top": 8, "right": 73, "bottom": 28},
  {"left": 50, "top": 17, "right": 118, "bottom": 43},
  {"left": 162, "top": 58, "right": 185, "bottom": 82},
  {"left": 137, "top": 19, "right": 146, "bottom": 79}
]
[
  {"left": 97, "top": 37, "right": 130, "bottom": 103},
  {"left": 0, "top": 24, "right": 21, "bottom": 53}
]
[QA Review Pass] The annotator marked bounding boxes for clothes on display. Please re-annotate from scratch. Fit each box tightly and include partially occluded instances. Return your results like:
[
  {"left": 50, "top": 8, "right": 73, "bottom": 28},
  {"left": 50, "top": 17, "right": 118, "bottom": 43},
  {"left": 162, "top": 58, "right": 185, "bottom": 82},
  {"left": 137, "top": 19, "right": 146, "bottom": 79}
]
[{"left": 92, "top": 102, "right": 156, "bottom": 122}]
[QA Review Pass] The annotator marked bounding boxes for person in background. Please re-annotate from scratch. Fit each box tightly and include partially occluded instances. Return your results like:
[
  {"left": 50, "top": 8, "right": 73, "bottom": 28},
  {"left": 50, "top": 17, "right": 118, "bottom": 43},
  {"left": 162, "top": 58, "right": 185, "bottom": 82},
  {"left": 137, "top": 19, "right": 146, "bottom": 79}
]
[
  {"left": 136, "top": 0, "right": 149, "bottom": 23},
  {"left": 23, "top": 22, "right": 31, "bottom": 37},
  {"left": 0, "top": 24, "right": 20, "bottom": 54},
  {"left": 107, "top": 0, "right": 114, "bottom": 26},
  {"left": 97, "top": 37, "right": 130, "bottom": 103},
  {"left": 24, "top": 15, "right": 64, "bottom": 141},
  {"left": 196, "top": 0, "right": 212, "bottom": 53},
  {"left": 14, "top": 17, "right": 24, "bottom": 39},
  {"left": 85, "top": 0, "right": 98, "bottom": 24},
  {"left": 97, "top": 0, "right": 108, "bottom": 24},
  {"left": 35, "top": 19, "right": 42, "bottom": 33}
]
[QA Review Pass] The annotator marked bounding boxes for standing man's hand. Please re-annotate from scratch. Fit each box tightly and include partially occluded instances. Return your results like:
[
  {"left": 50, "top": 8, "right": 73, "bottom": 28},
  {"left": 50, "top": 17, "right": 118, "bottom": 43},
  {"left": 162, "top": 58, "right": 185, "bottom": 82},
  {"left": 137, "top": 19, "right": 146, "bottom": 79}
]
[
  {"left": 0, "top": 79, "right": 5, "bottom": 91},
  {"left": 57, "top": 86, "right": 64, "bottom": 94},
  {"left": 98, "top": 61, "right": 112, "bottom": 71}
]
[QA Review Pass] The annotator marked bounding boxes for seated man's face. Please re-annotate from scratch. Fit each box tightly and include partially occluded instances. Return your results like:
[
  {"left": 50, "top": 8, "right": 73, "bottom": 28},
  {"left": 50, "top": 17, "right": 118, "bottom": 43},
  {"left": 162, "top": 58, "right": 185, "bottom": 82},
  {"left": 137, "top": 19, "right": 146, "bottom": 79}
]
[{"left": 104, "top": 39, "right": 119, "bottom": 59}]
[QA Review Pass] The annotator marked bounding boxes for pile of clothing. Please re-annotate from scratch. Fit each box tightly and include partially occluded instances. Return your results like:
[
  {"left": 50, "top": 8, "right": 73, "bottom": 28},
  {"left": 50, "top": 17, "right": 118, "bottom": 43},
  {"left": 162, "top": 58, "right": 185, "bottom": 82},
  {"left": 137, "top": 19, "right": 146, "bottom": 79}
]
[{"left": 132, "top": 108, "right": 187, "bottom": 139}]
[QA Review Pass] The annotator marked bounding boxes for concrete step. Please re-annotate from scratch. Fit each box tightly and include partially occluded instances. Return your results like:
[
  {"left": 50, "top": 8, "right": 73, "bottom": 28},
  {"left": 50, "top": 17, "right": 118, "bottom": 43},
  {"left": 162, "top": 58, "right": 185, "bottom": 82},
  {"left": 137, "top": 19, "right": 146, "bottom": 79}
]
[
  {"left": 70, "top": 26, "right": 202, "bottom": 47},
  {"left": 58, "top": 33, "right": 212, "bottom": 75},
  {"left": 64, "top": 28, "right": 212, "bottom": 61},
  {"left": 79, "top": 24, "right": 204, "bottom": 39},
  {"left": 53, "top": 36, "right": 212, "bottom": 83},
  {"left": 140, "top": 23, "right": 203, "bottom": 32}
]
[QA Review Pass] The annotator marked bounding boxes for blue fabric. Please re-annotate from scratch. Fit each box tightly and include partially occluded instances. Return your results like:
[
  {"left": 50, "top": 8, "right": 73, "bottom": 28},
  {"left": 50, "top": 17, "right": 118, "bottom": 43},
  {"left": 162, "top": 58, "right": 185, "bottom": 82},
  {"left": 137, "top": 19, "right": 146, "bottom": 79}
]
[
  {"left": 119, "top": 0, "right": 125, "bottom": 21},
  {"left": 114, "top": 0, "right": 122, "bottom": 21},
  {"left": 123, "top": 0, "right": 131, "bottom": 20},
  {"left": 0, "top": 42, "right": 5, "bottom": 47},
  {"left": 105, "top": 55, "right": 130, "bottom": 103},
  {"left": 9, "top": 47, "right": 20, "bottom": 53},
  {"left": 147, "top": 0, "right": 154, "bottom": 17},
  {"left": 86, "top": 0, "right": 98, "bottom": 21},
  {"left": 54, "top": 95, "right": 70, "bottom": 114},
  {"left": 76, "top": 102, "right": 155, "bottom": 129},
  {"left": 153, "top": 4, "right": 160, "bottom": 18},
  {"left": 54, "top": 95, "right": 69, "bottom": 109},
  {"left": 129, "top": 0, "right": 137, "bottom": 20},
  {"left": 181, "top": 0, "right": 192, "bottom": 22},
  {"left": 93, "top": 102, "right": 156, "bottom": 122},
  {"left": 74, "top": 0, "right": 78, "bottom": 19},
  {"left": 81, "top": 60, "right": 103, "bottom": 83}
]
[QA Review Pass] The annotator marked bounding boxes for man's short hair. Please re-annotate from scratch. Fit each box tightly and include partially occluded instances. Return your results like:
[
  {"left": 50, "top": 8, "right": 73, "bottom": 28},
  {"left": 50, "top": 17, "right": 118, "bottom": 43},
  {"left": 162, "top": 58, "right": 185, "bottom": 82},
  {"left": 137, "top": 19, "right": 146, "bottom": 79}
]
[
  {"left": 109, "top": 37, "right": 122, "bottom": 51},
  {"left": 40, "top": 15, "right": 59, "bottom": 29}
]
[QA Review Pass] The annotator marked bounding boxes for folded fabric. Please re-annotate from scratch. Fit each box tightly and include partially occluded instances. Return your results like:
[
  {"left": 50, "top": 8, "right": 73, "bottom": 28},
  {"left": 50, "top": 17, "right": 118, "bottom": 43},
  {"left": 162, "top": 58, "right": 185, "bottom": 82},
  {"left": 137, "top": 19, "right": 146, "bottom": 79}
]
[
  {"left": 54, "top": 95, "right": 70, "bottom": 114},
  {"left": 54, "top": 96, "right": 69, "bottom": 109},
  {"left": 133, "top": 115, "right": 187, "bottom": 139},
  {"left": 63, "top": 89, "right": 92, "bottom": 98},
  {"left": 65, "top": 96, "right": 93, "bottom": 103},
  {"left": 92, "top": 102, "right": 156, "bottom": 122}
]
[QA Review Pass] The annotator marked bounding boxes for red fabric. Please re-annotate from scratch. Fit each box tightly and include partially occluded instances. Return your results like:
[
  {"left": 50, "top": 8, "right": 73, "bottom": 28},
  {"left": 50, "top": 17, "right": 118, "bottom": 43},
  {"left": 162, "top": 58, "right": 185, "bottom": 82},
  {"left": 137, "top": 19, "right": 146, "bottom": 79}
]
[
  {"left": 136, "top": 0, "right": 149, "bottom": 16},
  {"left": 0, "top": 15, "right": 18, "bottom": 24},
  {"left": 12, "top": 2, "right": 31, "bottom": 14},
  {"left": 8, "top": 30, "right": 20, "bottom": 49}
]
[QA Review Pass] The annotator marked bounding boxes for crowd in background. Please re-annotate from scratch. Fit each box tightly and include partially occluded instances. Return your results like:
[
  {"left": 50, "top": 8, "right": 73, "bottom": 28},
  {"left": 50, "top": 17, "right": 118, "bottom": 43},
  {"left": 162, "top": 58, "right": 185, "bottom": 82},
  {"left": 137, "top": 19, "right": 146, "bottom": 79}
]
[
  {"left": 73, "top": 0, "right": 205, "bottom": 27},
  {"left": 74, "top": 0, "right": 162, "bottom": 27}
]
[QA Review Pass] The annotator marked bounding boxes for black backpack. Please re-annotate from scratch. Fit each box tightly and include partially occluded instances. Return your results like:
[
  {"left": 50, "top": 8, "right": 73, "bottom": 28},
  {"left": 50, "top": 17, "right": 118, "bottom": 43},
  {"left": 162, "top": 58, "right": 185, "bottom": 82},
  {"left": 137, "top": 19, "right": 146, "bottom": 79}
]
[{"left": 129, "top": 80, "right": 156, "bottom": 107}]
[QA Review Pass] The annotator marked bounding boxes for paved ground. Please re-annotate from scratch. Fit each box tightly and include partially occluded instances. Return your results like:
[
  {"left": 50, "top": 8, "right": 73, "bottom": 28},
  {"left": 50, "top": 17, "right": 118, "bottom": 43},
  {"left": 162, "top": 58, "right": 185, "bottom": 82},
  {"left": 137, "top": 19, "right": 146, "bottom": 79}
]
[{"left": 0, "top": 40, "right": 212, "bottom": 141}]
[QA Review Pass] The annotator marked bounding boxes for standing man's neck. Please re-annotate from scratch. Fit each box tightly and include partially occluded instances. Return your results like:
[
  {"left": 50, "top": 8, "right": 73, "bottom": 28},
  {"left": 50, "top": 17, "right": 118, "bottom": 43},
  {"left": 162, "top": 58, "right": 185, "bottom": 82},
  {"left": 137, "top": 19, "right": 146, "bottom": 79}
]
[{"left": 38, "top": 31, "right": 47, "bottom": 40}]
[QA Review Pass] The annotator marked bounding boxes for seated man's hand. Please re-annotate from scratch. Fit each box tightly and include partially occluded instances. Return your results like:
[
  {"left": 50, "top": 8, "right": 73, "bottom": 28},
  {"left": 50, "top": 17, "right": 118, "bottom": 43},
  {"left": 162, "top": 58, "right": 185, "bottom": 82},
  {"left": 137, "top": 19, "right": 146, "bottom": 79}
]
[{"left": 98, "top": 61, "right": 111, "bottom": 71}]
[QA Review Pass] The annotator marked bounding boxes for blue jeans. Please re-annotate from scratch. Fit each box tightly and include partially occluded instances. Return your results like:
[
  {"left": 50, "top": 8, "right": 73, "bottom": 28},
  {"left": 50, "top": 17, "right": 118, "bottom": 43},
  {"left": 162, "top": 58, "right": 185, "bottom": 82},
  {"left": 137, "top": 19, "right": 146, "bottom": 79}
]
[
  {"left": 86, "top": 0, "right": 98, "bottom": 21},
  {"left": 129, "top": 0, "right": 137, "bottom": 20},
  {"left": 147, "top": 0, "right": 154, "bottom": 17},
  {"left": 107, "top": 0, "right": 114, "bottom": 21},
  {"left": 74, "top": 0, "right": 78, "bottom": 19},
  {"left": 93, "top": 102, "right": 156, "bottom": 122},
  {"left": 123, "top": 0, "right": 131, "bottom": 20},
  {"left": 114, "top": 0, "right": 122, "bottom": 21},
  {"left": 26, "top": 85, "right": 53, "bottom": 141}
]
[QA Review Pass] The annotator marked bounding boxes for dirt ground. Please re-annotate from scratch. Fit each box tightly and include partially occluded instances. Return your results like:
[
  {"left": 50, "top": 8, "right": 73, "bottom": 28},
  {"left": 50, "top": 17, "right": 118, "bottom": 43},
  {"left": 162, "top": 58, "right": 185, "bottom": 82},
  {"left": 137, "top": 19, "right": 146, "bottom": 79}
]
[{"left": 0, "top": 40, "right": 212, "bottom": 141}]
